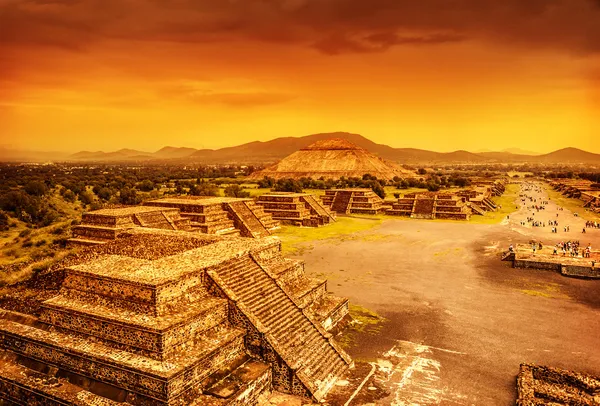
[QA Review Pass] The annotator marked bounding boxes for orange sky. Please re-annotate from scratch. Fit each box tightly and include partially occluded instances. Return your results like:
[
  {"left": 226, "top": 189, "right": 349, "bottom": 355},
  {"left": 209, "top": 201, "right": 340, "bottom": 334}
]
[{"left": 1, "top": 0, "right": 599, "bottom": 153}]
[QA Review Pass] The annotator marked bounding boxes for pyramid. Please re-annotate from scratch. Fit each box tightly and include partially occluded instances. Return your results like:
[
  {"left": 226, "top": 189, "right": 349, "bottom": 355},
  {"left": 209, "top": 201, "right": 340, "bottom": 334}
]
[{"left": 249, "top": 138, "right": 412, "bottom": 180}]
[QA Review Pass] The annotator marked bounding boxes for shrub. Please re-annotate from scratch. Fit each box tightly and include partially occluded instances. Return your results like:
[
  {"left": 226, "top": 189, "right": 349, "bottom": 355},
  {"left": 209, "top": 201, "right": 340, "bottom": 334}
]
[
  {"left": 224, "top": 185, "right": 251, "bottom": 198},
  {"left": 189, "top": 182, "right": 219, "bottom": 197},
  {"left": 24, "top": 180, "right": 48, "bottom": 196},
  {"left": 19, "top": 229, "right": 32, "bottom": 238},
  {"left": 0, "top": 211, "right": 9, "bottom": 231}
]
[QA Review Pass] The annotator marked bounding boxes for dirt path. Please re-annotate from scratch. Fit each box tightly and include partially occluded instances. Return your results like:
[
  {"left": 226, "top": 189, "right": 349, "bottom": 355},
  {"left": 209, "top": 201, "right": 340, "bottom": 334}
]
[{"left": 285, "top": 182, "right": 600, "bottom": 405}]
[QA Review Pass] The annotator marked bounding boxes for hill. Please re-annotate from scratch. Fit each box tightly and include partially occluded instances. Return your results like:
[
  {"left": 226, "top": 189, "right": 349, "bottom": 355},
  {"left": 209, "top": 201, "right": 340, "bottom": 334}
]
[{"left": 3, "top": 133, "right": 599, "bottom": 164}]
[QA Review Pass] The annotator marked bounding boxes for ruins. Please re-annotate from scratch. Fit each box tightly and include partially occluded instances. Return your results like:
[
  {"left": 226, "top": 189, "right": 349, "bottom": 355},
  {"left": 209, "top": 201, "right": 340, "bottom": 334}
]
[
  {"left": 550, "top": 179, "right": 600, "bottom": 213},
  {"left": 517, "top": 364, "right": 600, "bottom": 405},
  {"left": 457, "top": 180, "right": 506, "bottom": 214},
  {"left": 255, "top": 193, "right": 336, "bottom": 227},
  {"left": 386, "top": 192, "right": 472, "bottom": 220},
  {"left": 249, "top": 138, "right": 413, "bottom": 180},
  {"left": 0, "top": 228, "right": 352, "bottom": 405},
  {"left": 321, "top": 189, "right": 385, "bottom": 215},
  {"left": 69, "top": 197, "right": 280, "bottom": 245},
  {"left": 144, "top": 197, "right": 280, "bottom": 238},
  {"left": 69, "top": 206, "right": 193, "bottom": 245}
]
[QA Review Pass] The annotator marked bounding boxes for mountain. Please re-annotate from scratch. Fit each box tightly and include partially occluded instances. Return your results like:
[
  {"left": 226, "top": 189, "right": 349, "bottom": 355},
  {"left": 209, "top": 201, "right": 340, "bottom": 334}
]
[
  {"left": 153, "top": 146, "right": 200, "bottom": 159},
  {"left": 534, "top": 147, "right": 600, "bottom": 163},
  {"left": 502, "top": 147, "right": 540, "bottom": 155},
  {"left": 4, "top": 132, "right": 599, "bottom": 164},
  {"left": 68, "top": 149, "right": 152, "bottom": 161}
]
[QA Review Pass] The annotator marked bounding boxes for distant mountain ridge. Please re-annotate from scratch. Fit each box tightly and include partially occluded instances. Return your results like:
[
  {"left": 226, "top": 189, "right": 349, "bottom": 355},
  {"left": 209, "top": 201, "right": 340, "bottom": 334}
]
[{"left": 1, "top": 133, "right": 599, "bottom": 164}]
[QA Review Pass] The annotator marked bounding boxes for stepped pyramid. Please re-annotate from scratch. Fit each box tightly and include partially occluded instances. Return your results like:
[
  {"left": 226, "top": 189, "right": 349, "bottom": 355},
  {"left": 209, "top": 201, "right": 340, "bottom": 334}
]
[
  {"left": 256, "top": 193, "right": 336, "bottom": 227},
  {"left": 321, "top": 189, "right": 384, "bottom": 215},
  {"left": 249, "top": 138, "right": 412, "bottom": 180},
  {"left": 0, "top": 229, "right": 352, "bottom": 405}
]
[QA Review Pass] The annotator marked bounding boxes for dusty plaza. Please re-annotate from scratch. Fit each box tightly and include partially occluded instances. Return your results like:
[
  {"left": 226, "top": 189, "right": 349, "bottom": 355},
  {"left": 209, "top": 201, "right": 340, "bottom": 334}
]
[{"left": 284, "top": 182, "right": 600, "bottom": 405}]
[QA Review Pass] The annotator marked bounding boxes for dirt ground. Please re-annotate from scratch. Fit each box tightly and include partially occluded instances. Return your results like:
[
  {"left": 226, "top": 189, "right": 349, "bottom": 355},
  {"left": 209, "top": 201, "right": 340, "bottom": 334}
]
[{"left": 284, "top": 182, "right": 600, "bottom": 405}]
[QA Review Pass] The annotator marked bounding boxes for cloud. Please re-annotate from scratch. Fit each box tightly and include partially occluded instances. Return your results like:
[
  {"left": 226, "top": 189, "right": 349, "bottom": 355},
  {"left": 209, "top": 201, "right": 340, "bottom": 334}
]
[
  {"left": 314, "top": 31, "right": 467, "bottom": 55},
  {"left": 1, "top": 0, "right": 600, "bottom": 57},
  {"left": 159, "top": 80, "right": 295, "bottom": 107}
]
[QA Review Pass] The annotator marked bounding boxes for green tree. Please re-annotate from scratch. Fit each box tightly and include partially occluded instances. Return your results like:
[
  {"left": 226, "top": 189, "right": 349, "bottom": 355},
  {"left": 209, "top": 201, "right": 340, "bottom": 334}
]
[
  {"left": 24, "top": 180, "right": 48, "bottom": 196},
  {"left": 138, "top": 179, "right": 155, "bottom": 192},
  {"left": 224, "top": 185, "right": 250, "bottom": 198},
  {"left": 190, "top": 182, "right": 219, "bottom": 197},
  {"left": 119, "top": 187, "right": 139, "bottom": 205}
]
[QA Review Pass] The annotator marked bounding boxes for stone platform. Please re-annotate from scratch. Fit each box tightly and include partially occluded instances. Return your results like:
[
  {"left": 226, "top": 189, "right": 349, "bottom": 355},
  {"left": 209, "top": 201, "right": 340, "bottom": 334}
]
[
  {"left": 69, "top": 206, "right": 192, "bottom": 245},
  {"left": 0, "top": 228, "right": 352, "bottom": 405},
  {"left": 386, "top": 192, "right": 471, "bottom": 220},
  {"left": 321, "top": 189, "right": 384, "bottom": 215},
  {"left": 255, "top": 193, "right": 335, "bottom": 227},
  {"left": 144, "top": 197, "right": 280, "bottom": 238},
  {"left": 506, "top": 244, "right": 600, "bottom": 279}
]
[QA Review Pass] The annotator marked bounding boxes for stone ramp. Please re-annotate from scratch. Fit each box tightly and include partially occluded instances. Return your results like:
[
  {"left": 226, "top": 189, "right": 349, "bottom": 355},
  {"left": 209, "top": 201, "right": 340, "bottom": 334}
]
[
  {"left": 226, "top": 201, "right": 270, "bottom": 238},
  {"left": 208, "top": 255, "right": 352, "bottom": 401},
  {"left": 301, "top": 195, "right": 336, "bottom": 223},
  {"left": 413, "top": 198, "right": 435, "bottom": 218},
  {"left": 468, "top": 203, "right": 486, "bottom": 216},
  {"left": 330, "top": 191, "right": 352, "bottom": 214}
]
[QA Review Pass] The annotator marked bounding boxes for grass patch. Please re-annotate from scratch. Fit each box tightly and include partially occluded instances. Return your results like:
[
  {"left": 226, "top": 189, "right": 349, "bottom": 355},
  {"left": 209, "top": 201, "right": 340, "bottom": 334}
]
[
  {"left": 546, "top": 187, "right": 600, "bottom": 222},
  {"left": 337, "top": 304, "right": 387, "bottom": 351},
  {"left": 518, "top": 282, "right": 570, "bottom": 299},
  {"left": 469, "top": 183, "right": 521, "bottom": 225},
  {"left": 274, "top": 216, "right": 384, "bottom": 254}
]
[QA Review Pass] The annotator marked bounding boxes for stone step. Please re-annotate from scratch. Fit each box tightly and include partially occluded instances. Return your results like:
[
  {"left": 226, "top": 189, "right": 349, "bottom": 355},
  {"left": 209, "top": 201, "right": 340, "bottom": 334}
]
[
  {"left": 66, "top": 237, "right": 107, "bottom": 246},
  {"left": 203, "top": 359, "right": 271, "bottom": 403},
  {"left": 210, "top": 255, "right": 351, "bottom": 400},
  {"left": 39, "top": 295, "right": 228, "bottom": 360},
  {"left": 0, "top": 317, "right": 246, "bottom": 403},
  {"left": 0, "top": 352, "right": 129, "bottom": 406}
]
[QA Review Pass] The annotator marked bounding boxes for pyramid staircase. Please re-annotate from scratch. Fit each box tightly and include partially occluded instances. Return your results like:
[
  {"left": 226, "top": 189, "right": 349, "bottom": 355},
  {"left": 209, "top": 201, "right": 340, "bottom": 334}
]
[
  {"left": 300, "top": 195, "right": 336, "bottom": 224},
  {"left": 225, "top": 201, "right": 270, "bottom": 238},
  {"left": 208, "top": 255, "right": 352, "bottom": 401}
]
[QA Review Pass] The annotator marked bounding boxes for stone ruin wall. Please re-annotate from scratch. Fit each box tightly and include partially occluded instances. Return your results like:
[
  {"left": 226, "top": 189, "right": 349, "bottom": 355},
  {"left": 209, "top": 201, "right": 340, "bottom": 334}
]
[{"left": 517, "top": 364, "right": 600, "bottom": 405}]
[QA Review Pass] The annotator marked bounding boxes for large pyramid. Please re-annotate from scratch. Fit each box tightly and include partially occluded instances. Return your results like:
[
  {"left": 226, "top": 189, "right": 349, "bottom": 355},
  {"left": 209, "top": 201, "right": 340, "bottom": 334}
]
[{"left": 249, "top": 138, "right": 413, "bottom": 180}]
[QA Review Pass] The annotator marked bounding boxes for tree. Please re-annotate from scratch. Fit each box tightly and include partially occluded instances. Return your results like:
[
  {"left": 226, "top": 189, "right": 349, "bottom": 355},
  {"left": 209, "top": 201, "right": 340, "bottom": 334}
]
[
  {"left": 78, "top": 190, "right": 95, "bottom": 206},
  {"left": 224, "top": 185, "right": 251, "bottom": 198},
  {"left": 371, "top": 180, "right": 385, "bottom": 199},
  {"left": 119, "top": 187, "right": 139, "bottom": 205},
  {"left": 138, "top": 179, "right": 155, "bottom": 192},
  {"left": 0, "top": 211, "right": 9, "bottom": 231},
  {"left": 63, "top": 189, "right": 76, "bottom": 203},
  {"left": 273, "top": 178, "right": 303, "bottom": 193},
  {"left": 24, "top": 181, "right": 48, "bottom": 196},
  {"left": 96, "top": 187, "right": 112, "bottom": 201},
  {"left": 417, "top": 168, "right": 427, "bottom": 175},
  {"left": 189, "top": 182, "right": 219, "bottom": 197}
]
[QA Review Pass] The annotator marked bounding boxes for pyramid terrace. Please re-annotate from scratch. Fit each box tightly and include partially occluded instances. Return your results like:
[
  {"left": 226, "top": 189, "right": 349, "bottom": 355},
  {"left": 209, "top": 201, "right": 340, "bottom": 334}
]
[
  {"left": 321, "top": 189, "right": 385, "bottom": 215},
  {"left": 0, "top": 228, "right": 352, "bottom": 405},
  {"left": 255, "top": 193, "right": 336, "bottom": 227},
  {"left": 386, "top": 192, "right": 472, "bottom": 220},
  {"left": 69, "top": 197, "right": 280, "bottom": 246},
  {"left": 144, "top": 197, "right": 280, "bottom": 238}
]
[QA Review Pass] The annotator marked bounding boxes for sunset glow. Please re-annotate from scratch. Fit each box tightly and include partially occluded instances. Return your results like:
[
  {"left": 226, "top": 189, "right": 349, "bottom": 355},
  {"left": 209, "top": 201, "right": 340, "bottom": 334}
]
[{"left": 1, "top": 0, "right": 599, "bottom": 153}]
